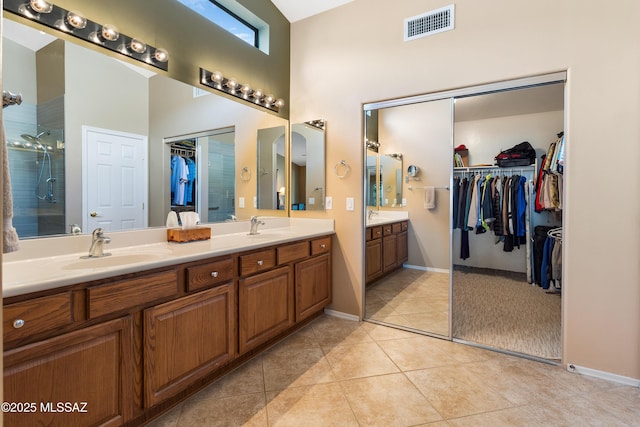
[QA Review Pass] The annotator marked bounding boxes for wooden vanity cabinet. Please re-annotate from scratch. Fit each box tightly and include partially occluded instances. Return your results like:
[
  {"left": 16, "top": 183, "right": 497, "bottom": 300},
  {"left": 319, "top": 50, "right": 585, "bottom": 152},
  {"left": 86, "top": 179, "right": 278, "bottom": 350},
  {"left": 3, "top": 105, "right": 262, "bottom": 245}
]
[
  {"left": 3, "top": 233, "right": 333, "bottom": 426},
  {"left": 4, "top": 316, "right": 134, "bottom": 427},
  {"left": 143, "top": 283, "right": 236, "bottom": 407},
  {"left": 238, "top": 266, "right": 293, "bottom": 354},
  {"left": 367, "top": 220, "right": 408, "bottom": 285},
  {"left": 366, "top": 226, "right": 383, "bottom": 284}
]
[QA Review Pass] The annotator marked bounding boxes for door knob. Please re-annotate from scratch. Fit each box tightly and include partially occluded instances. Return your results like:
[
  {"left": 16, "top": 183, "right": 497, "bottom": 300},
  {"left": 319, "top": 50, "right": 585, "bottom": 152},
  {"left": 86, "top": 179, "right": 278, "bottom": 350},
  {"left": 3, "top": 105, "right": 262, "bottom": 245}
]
[{"left": 90, "top": 212, "right": 98, "bottom": 217}]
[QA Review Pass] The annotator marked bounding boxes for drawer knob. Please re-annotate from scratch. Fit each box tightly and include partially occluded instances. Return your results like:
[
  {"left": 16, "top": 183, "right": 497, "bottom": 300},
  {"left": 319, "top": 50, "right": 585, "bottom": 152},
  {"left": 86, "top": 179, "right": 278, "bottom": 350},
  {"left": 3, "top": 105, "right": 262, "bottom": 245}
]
[
  {"left": 211, "top": 271, "right": 219, "bottom": 278},
  {"left": 376, "top": 231, "right": 381, "bottom": 235},
  {"left": 13, "top": 319, "right": 25, "bottom": 329},
  {"left": 257, "top": 260, "right": 264, "bottom": 266},
  {"left": 320, "top": 244, "right": 326, "bottom": 249}
]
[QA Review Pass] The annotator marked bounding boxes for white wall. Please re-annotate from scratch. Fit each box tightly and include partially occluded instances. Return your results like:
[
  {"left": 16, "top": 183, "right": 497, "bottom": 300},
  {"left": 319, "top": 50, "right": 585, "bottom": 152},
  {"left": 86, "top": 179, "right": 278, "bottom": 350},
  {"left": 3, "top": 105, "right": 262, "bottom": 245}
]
[{"left": 290, "top": 0, "right": 640, "bottom": 380}]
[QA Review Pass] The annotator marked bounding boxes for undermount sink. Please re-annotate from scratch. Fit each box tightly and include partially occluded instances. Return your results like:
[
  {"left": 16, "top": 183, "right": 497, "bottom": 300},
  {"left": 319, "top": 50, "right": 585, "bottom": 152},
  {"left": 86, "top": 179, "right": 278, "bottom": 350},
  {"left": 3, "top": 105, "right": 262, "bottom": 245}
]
[{"left": 62, "top": 253, "right": 162, "bottom": 270}]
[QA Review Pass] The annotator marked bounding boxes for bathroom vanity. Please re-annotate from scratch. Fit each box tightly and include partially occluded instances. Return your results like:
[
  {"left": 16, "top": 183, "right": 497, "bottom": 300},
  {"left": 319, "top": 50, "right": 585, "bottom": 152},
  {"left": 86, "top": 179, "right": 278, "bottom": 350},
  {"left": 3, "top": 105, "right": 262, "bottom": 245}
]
[
  {"left": 365, "top": 216, "right": 408, "bottom": 285},
  {"left": 2, "top": 219, "right": 333, "bottom": 426}
]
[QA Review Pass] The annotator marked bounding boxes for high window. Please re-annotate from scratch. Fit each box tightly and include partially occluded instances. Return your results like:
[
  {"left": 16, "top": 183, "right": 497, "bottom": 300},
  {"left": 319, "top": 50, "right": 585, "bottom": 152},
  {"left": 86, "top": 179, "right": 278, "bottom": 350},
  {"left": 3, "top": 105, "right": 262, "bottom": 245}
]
[{"left": 176, "top": 0, "right": 260, "bottom": 48}]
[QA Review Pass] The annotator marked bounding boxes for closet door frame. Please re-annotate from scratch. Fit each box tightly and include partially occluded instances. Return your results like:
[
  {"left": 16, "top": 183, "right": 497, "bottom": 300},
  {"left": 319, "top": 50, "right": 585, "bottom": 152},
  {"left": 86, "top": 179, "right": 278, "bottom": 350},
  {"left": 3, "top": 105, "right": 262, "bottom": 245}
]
[{"left": 362, "top": 71, "right": 567, "bottom": 345}]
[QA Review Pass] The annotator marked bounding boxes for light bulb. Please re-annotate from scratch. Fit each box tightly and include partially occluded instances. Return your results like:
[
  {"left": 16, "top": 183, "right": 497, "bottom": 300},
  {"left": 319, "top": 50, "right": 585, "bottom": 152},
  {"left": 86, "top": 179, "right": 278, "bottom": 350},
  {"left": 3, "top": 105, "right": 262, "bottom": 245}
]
[
  {"left": 253, "top": 89, "right": 263, "bottom": 102},
  {"left": 226, "top": 77, "right": 238, "bottom": 91},
  {"left": 153, "top": 48, "right": 169, "bottom": 63},
  {"left": 211, "top": 71, "right": 224, "bottom": 84},
  {"left": 30, "top": 0, "right": 53, "bottom": 13},
  {"left": 240, "top": 84, "right": 252, "bottom": 96},
  {"left": 66, "top": 11, "right": 87, "bottom": 29},
  {"left": 275, "top": 98, "right": 285, "bottom": 108},
  {"left": 101, "top": 24, "right": 119, "bottom": 42},
  {"left": 264, "top": 94, "right": 275, "bottom": 105},
  {"left": 129, "top": 38, "right": 147, "bottom": 54}
]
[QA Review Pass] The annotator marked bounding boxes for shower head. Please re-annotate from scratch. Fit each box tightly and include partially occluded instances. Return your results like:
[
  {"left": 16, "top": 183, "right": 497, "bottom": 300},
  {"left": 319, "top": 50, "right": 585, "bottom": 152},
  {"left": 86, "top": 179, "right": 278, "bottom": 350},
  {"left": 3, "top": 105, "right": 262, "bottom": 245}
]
[{"left": 20, "top": 130, "right": 50, "bottom": 144}]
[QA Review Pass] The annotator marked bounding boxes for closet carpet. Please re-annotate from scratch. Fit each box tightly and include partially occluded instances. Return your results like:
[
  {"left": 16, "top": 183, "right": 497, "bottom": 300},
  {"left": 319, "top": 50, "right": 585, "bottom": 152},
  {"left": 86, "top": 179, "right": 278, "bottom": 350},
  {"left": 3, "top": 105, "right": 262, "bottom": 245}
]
[{"left": 452, "top": 268, "right": 562, "bottom": 360}]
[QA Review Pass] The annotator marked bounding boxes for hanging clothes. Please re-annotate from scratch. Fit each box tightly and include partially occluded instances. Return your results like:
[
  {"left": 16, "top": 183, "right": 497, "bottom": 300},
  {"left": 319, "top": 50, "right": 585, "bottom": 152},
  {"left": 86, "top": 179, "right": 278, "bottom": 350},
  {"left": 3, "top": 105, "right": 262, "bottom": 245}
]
[{"left": 171, "top": 154, "right": 188, "bottom": 206}]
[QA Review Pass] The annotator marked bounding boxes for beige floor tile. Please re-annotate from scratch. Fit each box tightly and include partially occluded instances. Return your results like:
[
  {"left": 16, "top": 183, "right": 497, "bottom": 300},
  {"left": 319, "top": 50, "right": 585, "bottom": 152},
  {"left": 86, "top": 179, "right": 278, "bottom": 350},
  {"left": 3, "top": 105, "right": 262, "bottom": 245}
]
[
  {"left": 188, "top": 356, "right": 265, "bottom": 401},
  {"left": 340, "top": 373, "right": 443, "bottom": 426},
  {"left": 177, "top": 392, "right": 268, "bottom": 427},
  {"left": 323, "top": 341, "right": 400, "bottom": 380},
  {"left": 262, "top": 345, "right": 337, "bottom": 391},
  {"left": 310, "top": 315, "right": 372, "bottom": 347},
  {"left": 145, "top": 403, "right": 182, "bottom": 427},
  {"left": 377, "top": 336, "right": 460, "bottom": 371},
  {"left": 427, "top": 338, "right": 503, "bottom": 364},
  {"left": 446, "top": 404, "right": 567, "bottom": 427},
  {"left": 402, "top": 312, "right": 449, "bottom": 336},
  {"left": 266, "top": 383, "right": 358, "bottom": 427},
  {"left": 406, "top": 365, "right": 514, "bottom": 419},
  {"left": 550, "top": 385, "right": 640, "bottom": 425},
  {"left": 362, "top": 321, "right": 419, "bottom": 341}
]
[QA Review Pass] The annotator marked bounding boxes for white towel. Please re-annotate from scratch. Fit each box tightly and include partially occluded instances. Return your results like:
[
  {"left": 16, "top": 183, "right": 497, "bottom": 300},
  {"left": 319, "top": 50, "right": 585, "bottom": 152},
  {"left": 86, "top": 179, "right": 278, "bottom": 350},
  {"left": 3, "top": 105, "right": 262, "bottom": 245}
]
[
  {"left": 424, "top": 186, "right": 436, "bottom": 209},
  {"left": 2, "top": 124, "right": 19, "bottom": 253}
]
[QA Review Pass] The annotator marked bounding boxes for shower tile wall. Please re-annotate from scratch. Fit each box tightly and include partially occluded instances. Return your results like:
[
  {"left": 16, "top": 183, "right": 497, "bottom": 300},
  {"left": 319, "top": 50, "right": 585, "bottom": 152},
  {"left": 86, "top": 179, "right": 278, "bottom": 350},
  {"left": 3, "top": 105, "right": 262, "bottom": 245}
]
[
  {"left": 4, "top": 99, "right": 65, "bottom": 238},
  {"left": 207, "top": 140, "right": 235, "bottom": 222}
]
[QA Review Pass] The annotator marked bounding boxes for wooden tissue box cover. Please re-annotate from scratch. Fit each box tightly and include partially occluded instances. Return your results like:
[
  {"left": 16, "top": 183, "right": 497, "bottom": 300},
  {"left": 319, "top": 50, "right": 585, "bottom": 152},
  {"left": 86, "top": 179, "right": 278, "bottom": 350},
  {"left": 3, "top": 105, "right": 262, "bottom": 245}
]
[{"left": 167, "top": 227, "right": 211, "bottom": 243}]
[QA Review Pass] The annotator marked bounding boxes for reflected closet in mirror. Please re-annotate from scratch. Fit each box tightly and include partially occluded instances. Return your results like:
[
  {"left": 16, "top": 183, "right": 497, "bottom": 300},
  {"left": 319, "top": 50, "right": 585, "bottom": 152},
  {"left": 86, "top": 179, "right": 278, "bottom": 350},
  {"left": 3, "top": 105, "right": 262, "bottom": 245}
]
[{"left": 256, "top": 126, "right": 286, "bottom": 211}]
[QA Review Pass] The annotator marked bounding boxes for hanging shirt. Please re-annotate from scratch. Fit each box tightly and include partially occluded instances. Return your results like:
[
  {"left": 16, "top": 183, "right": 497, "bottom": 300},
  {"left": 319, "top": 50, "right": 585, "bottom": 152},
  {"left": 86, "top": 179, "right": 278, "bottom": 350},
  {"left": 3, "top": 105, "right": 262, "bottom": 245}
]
[{"left": 171, "top": 155, "right": 188, "bottom": 205}]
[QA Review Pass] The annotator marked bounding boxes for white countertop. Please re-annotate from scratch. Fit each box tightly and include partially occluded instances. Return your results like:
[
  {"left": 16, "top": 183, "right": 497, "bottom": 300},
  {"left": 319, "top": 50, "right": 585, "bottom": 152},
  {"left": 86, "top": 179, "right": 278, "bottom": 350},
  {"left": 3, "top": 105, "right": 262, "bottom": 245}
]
[
  {"left": 365, "top": 210, "right": 409, "bottom": 227},
  {"left": 2, "top": 218, "right": 334, "bottom": 298}
]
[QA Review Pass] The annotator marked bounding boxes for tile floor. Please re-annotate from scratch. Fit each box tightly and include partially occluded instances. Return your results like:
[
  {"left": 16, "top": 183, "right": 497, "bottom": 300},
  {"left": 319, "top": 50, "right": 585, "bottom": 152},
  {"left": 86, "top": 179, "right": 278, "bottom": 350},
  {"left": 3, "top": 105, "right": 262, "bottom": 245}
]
[
  {"left": 146, "top": 315, "right": 640, "bottom": 426},
  {"left": 365, "top": 269, "right": 449, "bottom": 336}
]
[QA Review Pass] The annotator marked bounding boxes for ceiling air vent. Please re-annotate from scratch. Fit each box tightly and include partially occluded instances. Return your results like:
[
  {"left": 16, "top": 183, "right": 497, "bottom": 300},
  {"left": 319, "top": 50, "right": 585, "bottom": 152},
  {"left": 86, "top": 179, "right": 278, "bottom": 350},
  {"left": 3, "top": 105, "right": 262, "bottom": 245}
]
[{"left": 404, "top": 4, "right": 455, "bottom": 41}]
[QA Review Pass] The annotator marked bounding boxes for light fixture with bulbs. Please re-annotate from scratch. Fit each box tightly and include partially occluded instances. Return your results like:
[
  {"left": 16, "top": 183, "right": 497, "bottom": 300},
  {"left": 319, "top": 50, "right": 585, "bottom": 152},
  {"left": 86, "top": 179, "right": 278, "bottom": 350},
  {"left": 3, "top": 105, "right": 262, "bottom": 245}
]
[
  {"left": 4, "top": 0, "right": 169, "bottom": 71},
  {"left": 199, "top": 68, "right": 285, "bottom": 113}
]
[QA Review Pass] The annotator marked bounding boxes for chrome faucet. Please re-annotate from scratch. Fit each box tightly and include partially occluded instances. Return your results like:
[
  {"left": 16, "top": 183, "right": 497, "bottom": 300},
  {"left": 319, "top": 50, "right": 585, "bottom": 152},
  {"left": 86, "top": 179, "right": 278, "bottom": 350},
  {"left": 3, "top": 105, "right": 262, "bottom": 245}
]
[
  {"left": 367, "top": 209, "right": 379, "bottom": 220},
  {"left": 88, "top": 228, "right": 111, "bottom": 257},
  {"left": 249, "top": 216, "right": 265, "bottom": 235}
]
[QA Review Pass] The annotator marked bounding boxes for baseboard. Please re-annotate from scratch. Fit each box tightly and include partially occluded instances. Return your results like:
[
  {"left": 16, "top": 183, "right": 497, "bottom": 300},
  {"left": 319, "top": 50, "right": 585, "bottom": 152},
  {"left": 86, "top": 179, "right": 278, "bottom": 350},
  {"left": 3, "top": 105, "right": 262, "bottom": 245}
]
[
  {"left": 323, "top": 308, "right": 360, "bottom": 322},
  {"left": 403, "top": 264, "right": 450, "bottom": 274},
  {"left": 567, "top": 364, "right": 640, "bottom": 387}
]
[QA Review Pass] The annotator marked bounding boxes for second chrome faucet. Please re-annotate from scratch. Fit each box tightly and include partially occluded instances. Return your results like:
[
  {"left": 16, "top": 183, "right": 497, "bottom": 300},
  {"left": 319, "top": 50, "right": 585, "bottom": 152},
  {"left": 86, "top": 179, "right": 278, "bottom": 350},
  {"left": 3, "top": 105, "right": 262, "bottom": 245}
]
[
  {"left": 86, "top": 228, "right": 111, "bottom": 257},
  {"left": 249, "top": 216, "right": 265, "bottom": 235}
]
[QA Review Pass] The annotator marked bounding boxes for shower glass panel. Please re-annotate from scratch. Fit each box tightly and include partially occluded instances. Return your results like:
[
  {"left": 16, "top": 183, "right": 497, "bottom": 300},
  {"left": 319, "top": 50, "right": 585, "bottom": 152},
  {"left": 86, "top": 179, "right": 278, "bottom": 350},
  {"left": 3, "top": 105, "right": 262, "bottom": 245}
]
[{"left": 4, "top": 115, "right": 65, "bottom": 238}]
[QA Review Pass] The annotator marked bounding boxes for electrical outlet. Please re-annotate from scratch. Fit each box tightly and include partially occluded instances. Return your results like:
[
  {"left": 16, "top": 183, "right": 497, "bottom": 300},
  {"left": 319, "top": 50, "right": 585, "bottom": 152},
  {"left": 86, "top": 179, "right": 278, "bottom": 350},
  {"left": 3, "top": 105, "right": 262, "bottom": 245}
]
[
  {"left": 238, "top": 197, "right": 245, "bottom": 208},
  {"left": 253, "top": 196, "right": 257, "bottom": 208},
  {"left": 402, "top": 198, "right": 407, "bottom": 206},
  {"left": 308, "top": 197, "right": 315, "bottom": 205},
  {"left": 325, "top": 196, "right": 333, "bottom": 209},
  {"left": 346, "top": 197, "right": 355, "bottom": 211}
]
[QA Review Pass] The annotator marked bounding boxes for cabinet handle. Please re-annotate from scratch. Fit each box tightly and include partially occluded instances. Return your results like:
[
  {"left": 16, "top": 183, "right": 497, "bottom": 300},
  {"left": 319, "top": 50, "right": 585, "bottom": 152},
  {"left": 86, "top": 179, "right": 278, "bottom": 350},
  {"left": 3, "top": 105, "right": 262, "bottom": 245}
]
[
  {"left": 320, "top": 244, "right": 326, "bottom": 249},
  {"left": 257, "top": 260, "right": 263, "bottom": 266},
  {"left": 376, "top": 231, "right": 381, "bottom": 235},
  {"left": 13, "top": 319, "right": 25, "bottom": 329},
  {"left": 211, "top": 271, "right": 219, "bottom": 278}
]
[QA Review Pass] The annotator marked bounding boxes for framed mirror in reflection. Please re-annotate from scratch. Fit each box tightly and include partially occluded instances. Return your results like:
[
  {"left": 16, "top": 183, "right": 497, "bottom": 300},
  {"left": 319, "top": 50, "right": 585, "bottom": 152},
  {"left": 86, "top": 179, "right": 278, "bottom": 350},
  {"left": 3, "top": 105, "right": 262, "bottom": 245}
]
[
  {"left": 365, "top": 150, "right": 403, "bottom": 209},
  {"left": 2, "top": 17, "right": 288, "bottom": 239},
  {"left": 290, "top": 120, "right": 326, "bottom": 211},
  {"left": 256, "top": 126, "right": 286, "bottom": 210}
]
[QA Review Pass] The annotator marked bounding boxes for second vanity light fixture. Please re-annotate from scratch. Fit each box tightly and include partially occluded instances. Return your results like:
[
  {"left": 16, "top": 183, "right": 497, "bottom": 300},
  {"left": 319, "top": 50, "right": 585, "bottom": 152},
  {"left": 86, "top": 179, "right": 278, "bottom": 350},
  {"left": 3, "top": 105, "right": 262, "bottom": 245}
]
[
  {"left": 200, "top": 68, "right": 285, "bottom": 113},
  {"left": 4, "top": 0, "right": 169, "bottom": 71}
]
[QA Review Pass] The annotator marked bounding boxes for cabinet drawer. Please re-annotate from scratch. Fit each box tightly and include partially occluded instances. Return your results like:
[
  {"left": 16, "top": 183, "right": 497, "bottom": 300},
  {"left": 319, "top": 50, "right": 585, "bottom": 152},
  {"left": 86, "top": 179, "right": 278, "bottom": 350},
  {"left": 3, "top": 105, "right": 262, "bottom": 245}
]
[
  {"left": 187, "top": 257, "right": 235, "bottom": 291},
  {"left": 4, "top": 292, "right": 73, "bottom": 342},
  {"left": 88, "top": 270, "right": 178, "bottom": 319},
  {"left": 277, "top": 241, "right": 310, "bottom": 264},
  {"left": 382, "top": 225, "right": 394, "bottom": 236},
  {"left": 401, "top": 221, "right": 408, "bottom": 231},
  {"left": 311, "top": 236, "right": 331, "bottom": 256},
  {"left": 239, "top": 249, "right": 276, "bottom": 276},
  {"left": 392, "top": 222, "right": 403, "bottom": 234},
  {"left": 369, "top": 226, "right": 383, "bottom": 240}
]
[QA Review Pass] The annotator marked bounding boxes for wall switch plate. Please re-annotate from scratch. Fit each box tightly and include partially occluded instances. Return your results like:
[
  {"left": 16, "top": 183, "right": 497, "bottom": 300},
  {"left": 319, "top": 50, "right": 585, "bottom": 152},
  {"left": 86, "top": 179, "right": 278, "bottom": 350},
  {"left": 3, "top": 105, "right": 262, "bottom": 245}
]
[
  {"left": 253, "top": 196, "right": 257, "bottom": 208},
  {"left": 402, "top": 198, "right": 407, "bottom": 206},
  {"left": 308, "top": 197, "right": 315, "bottom": 205},
  {"left": 325, "top": 196, "right": 333, "bottom": 209},
  {"left": 239, "top": 197, "right": 245, "bottom": 208},
  {"left": 346, "top": 197, "right": 355, "bottom": 211}
]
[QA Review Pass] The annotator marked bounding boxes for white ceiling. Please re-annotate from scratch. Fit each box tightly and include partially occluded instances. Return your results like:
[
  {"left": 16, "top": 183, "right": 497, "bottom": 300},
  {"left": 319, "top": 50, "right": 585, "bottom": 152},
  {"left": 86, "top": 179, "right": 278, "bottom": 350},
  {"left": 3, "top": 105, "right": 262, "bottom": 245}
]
[{"left": 270, "top": 0, "right": 353, "bottom": 22}]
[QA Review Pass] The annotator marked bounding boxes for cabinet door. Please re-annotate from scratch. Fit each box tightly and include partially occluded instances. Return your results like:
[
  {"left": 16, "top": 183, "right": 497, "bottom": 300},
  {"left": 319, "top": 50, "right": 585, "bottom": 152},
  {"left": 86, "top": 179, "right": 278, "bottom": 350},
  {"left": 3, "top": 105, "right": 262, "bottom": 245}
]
[
  {"left": 295, "top": 254, "right": 331, "bottom": 322},
  {"left": 366, "top": 238, "right": 383, "bottom": 284},
  {"left": 4, "top": 317, "right": 134, "bottom": 427},
  {"left": 239, "top": 266, "right": 293, "bottom": 354},
  {"left": 383, "top": 234, "right": 398, "bottom": 272},
  {"left": 144, "top": 284, "right": 236, "bottom": 407},
  {"left": 397, "top": 230, "right": 408, "bottom": 265}
]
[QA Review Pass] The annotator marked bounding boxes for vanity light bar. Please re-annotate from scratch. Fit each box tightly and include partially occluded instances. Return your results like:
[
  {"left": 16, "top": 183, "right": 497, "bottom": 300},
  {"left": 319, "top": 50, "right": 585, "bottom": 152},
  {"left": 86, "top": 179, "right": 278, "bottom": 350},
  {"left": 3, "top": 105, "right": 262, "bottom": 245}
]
[
  {"left": 199, "top": 68, "right": 285, "bottom": 113},
  {"left": 3, "top": 0, "right": 169, "bottom": 71}
]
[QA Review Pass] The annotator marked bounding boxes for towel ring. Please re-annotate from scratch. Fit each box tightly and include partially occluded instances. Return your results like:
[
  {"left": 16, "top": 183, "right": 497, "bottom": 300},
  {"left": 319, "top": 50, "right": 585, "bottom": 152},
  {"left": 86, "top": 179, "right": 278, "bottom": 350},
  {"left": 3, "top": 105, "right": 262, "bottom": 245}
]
[
  {"left": 240, "top": 166, "right": 251, "bottom": 181},
  {"left": 334, "top": 160, "right": 351, "bottom": 179}
]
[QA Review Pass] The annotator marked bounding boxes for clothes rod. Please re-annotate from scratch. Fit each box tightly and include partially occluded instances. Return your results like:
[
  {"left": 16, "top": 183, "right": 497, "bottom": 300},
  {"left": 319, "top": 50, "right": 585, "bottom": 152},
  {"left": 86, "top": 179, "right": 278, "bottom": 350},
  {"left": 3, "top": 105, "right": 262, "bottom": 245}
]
[{"left": 407, "top": 185, "right": 450, "bottom": 191}]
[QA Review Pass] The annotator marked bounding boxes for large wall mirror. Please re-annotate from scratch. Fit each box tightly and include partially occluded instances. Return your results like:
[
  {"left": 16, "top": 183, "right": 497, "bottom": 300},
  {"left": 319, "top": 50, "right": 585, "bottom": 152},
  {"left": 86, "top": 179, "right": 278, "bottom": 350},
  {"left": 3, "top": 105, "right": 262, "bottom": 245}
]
[
  {"left": 290, "top": 120, "right": 326, "bottom": 211},
  {"left": 2, "top": 17, "right": 288, "bottom": 238}
]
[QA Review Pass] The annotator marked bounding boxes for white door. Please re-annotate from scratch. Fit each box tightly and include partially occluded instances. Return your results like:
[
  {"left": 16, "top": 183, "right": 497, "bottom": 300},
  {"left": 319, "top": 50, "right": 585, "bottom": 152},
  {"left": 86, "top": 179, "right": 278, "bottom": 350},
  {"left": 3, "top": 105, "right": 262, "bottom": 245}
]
[{"left": 82, "top": 126, "right": 148, "bottom": 232}]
